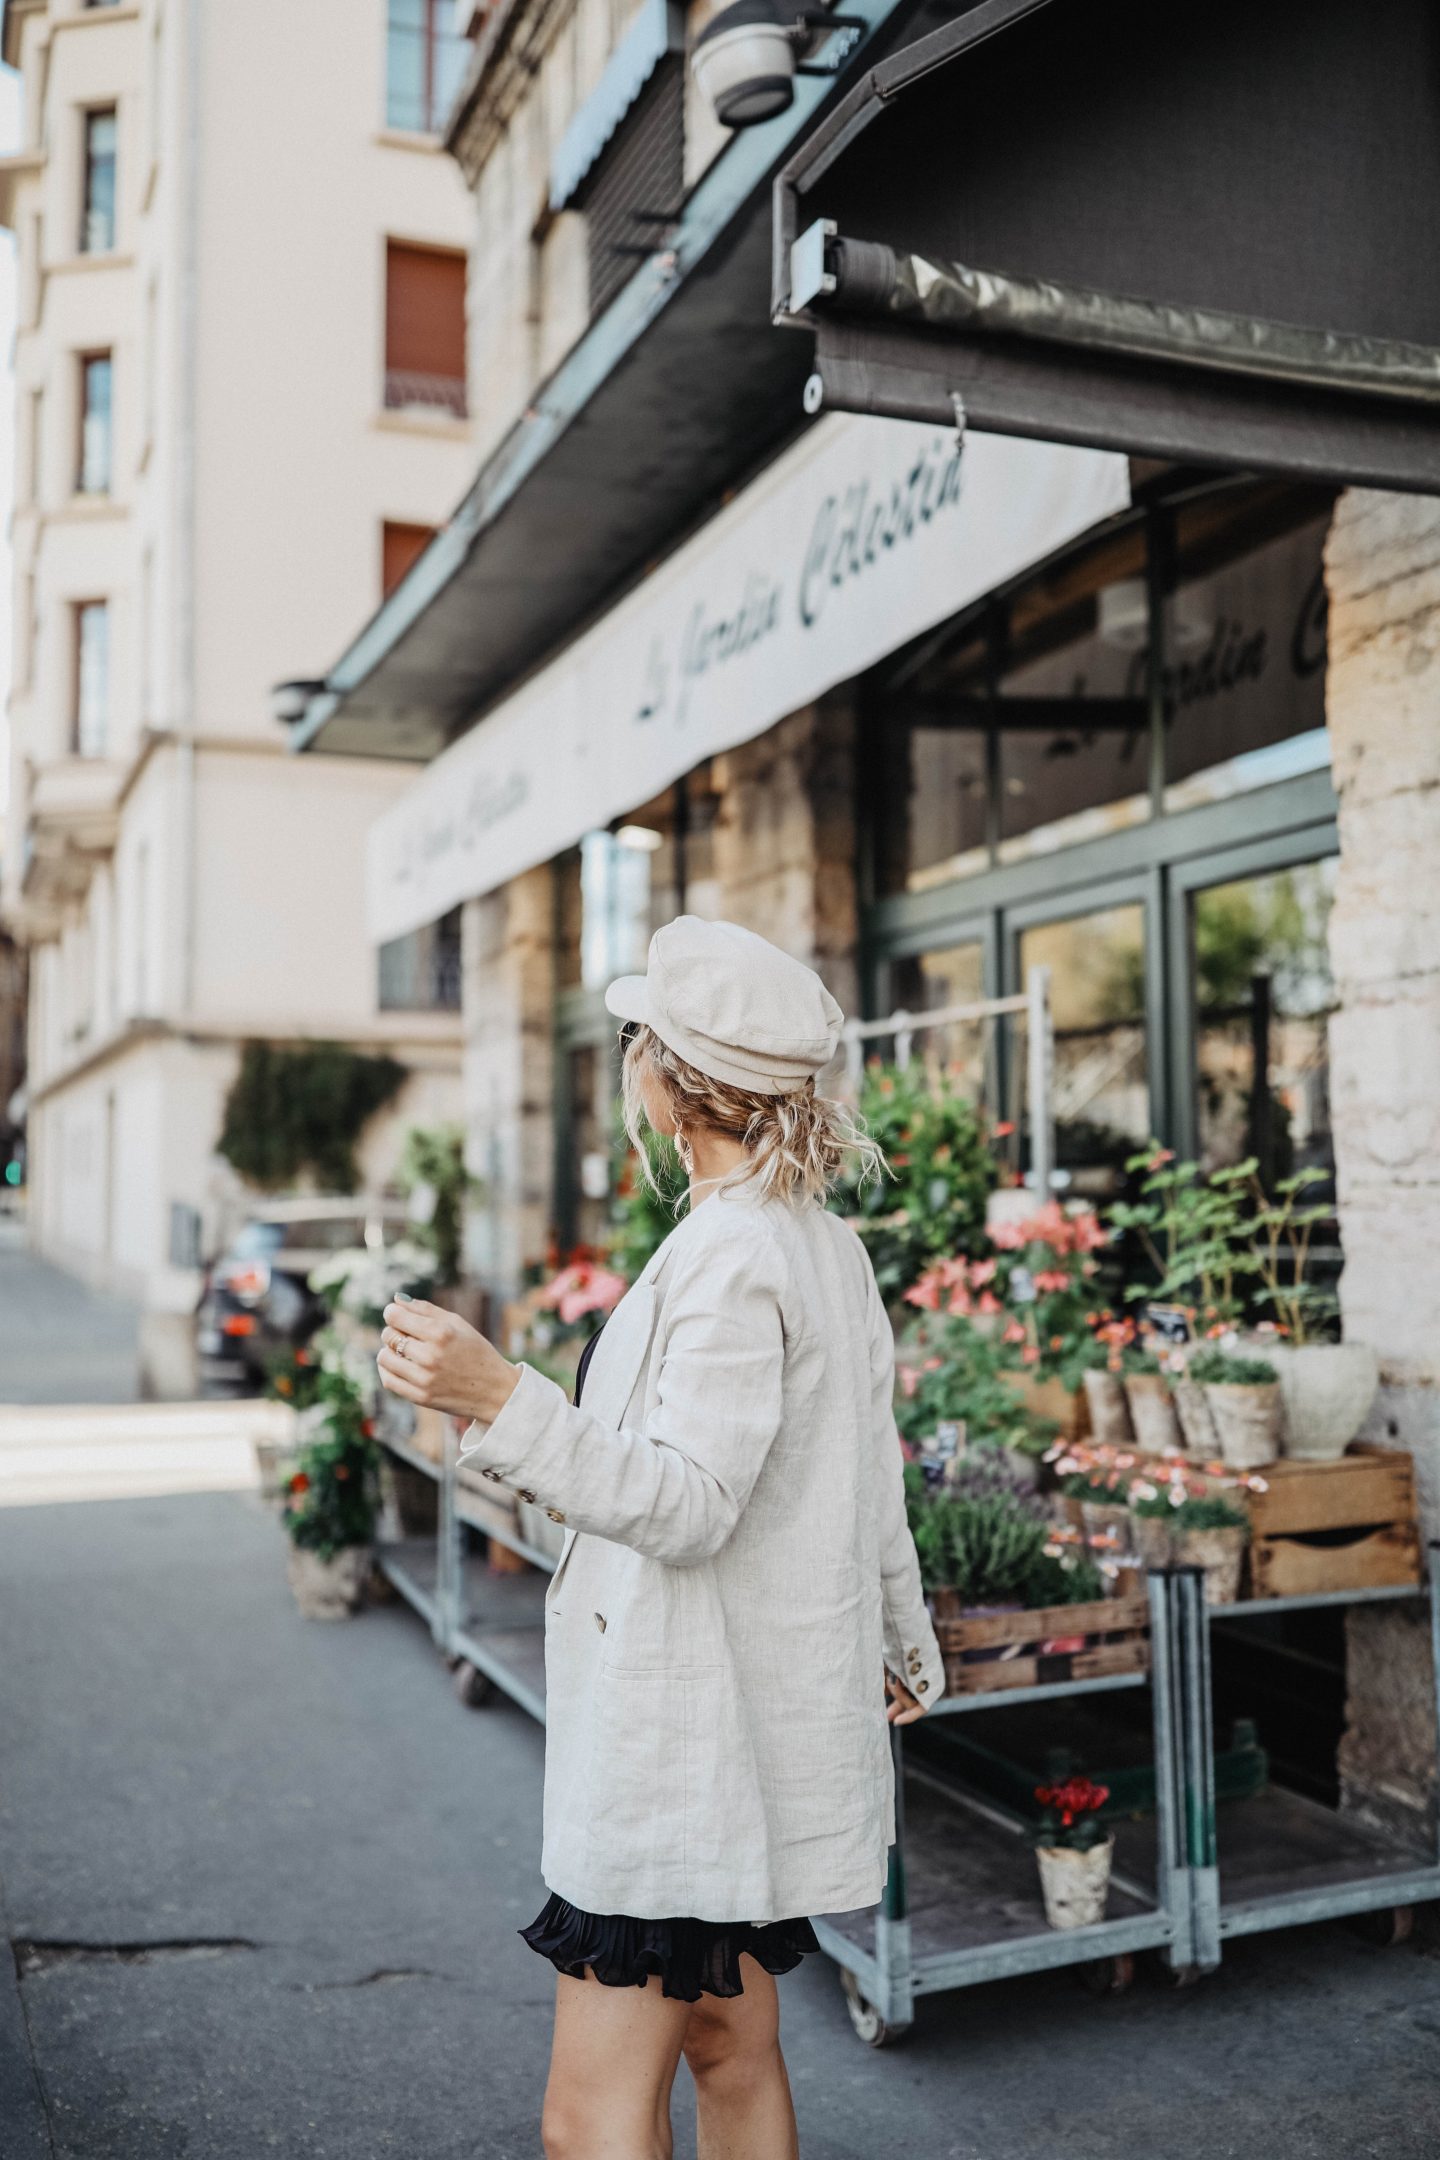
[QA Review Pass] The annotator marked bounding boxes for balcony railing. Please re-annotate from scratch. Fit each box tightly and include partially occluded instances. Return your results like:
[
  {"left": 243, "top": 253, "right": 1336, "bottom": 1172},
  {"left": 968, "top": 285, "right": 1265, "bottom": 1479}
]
[{"left": 383, "top": 369, "right": 467, "bottom": 419}]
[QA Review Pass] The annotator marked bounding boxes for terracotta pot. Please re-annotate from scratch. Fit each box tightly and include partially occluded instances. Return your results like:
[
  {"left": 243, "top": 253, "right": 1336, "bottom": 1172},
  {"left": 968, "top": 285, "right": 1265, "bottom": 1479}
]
[
  {"left": 287, "top": 1543, "right": 372, "bottom": 1620},
  {"left": 1204, "top": 1381, "right": 1283, "bottom": 1470},
  {"left": 1082, "top": 1368, "right": 1134, "bottom": 1449},
  {"left": 1036, "top": 1836, "right": 1114, "bottom": 1929},
  {"left": 1171, "top": 1373, "right": 1219, "bottom": 1460},
  {"left": 1130, "top": 1512, "right": 1174, "bottom": 1569},
  {"left": 1173, "top": 1522, "right": 1247, "bottom": 1605},
  {"left": 1268, "top": 1342, "right": 1379, "bottom": 1462},
  {"left": 1125, "top": 1371, "right": 1182, "bottom": 1456}
]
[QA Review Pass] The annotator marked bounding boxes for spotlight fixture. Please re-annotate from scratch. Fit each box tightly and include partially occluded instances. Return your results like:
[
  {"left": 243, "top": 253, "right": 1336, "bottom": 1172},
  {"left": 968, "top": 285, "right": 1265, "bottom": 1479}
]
[{"left": 692, "top": 1, "right": 865, "bottom": 130}]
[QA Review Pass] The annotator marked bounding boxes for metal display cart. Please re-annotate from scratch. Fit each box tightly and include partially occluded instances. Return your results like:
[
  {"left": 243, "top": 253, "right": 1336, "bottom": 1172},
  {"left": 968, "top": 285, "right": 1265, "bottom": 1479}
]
[{"left": 1169, "top": 1553, "right": 1440, "bottom": 1970}]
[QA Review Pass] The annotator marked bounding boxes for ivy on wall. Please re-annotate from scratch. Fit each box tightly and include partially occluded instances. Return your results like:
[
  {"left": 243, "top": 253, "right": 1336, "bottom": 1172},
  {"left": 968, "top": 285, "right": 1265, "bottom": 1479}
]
[{"left": 218, "top": 1041, "right": 407, "bottom": 1194}]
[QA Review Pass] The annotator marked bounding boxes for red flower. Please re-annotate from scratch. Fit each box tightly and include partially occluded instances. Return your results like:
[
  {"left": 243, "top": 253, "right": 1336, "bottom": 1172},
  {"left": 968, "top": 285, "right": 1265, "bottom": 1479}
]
[
  {"left": 289, "top": 1472, "right": 310, "bottom": 1495},
  {"left": 993, "top": 1121, "right": 1016, "bottom": 1138}
]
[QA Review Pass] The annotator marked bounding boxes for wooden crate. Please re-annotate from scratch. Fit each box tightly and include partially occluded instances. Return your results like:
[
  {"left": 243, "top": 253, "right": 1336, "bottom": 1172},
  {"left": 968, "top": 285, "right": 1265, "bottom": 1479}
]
[
  {"left": 1243, "top": 1444, "right": 1421, "bottom": 1599},
  {"left": 931, "top": 1591, "right": 1151, "bottom": 1697}
]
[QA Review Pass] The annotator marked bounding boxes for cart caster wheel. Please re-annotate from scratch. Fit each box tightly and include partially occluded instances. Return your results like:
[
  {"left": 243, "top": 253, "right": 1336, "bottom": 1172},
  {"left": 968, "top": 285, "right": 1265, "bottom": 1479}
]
[
  {"left": 1349, "top": 1904, "right": 1414, "bottom": 1948},
  {"left": 453, "top": 1660, "right": 496, "bottom": 1709},
  {"left": 1157, "top": 1959, "right": 1204, "bottom": 1989},
  {"left": 1079, "top": 1953, "right": 1135, "bottom": 1997},
  {"left": 840, "top": 1968, "right": 905, "bottom": 2047}
]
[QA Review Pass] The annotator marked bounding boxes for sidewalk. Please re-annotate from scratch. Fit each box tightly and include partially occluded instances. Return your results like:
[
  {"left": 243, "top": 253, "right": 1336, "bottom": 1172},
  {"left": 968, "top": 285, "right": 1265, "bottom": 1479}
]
[
  {"left": 3, "top": 1479, "right": 1440, "bottom": 2158},
  {"left": 0, "top": 1220, "right": 141, "bottom": 1406}
]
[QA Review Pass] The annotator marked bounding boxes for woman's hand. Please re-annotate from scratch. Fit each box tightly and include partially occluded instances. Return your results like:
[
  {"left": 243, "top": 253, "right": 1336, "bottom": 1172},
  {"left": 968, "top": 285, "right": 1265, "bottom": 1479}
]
[
  {"left": 885, "top": 1672, "right": 929, "bottom": 1727},
  {"left": 377, "top": 1298, "right": 521, "bottom": 1426}
]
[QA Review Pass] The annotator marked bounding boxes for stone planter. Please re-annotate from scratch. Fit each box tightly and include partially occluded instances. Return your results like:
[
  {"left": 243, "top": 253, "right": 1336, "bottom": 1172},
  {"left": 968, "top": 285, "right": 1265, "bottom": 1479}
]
[
  {"left": 1082, "top": 1368, "right": 1134, "bottom": 1449},
  {"left": 1130, "top": 1511, "right": 1175, "bottom": 1569},
  {"left": 1125, "top": 1371, "right": 1183, "bottom": 1456},
  {"left": 1174, "top": 1523, "right": 1247, "bottom": 1604},
  {"left": 1036, "top": 1836, "right": 1114, "bottom": 1929},
  {"left": 1204, "top": 1381, "right": 1283, "bottom": 1471},
  {"left": 287, "top": 1543, "right": 372, "bottom": 1620},
  {"left": 1269, "top": 1342, "right": 1379, "bottom": 1462},
  {"left": 1171, "top": 1372, "right": 1219, "bottom": 1460}
]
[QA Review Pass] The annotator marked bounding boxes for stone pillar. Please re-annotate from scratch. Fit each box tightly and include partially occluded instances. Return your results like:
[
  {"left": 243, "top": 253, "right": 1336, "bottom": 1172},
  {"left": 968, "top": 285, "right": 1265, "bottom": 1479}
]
[
  {"left": 1325, "top": 487, "right": 1440, "bottom": 1839},
  {"left": 460, "top": 866, "right": 556, "bottom": 1309},
  {"left": 710, "top": 701, "right": 859, "bottom": 1022}
]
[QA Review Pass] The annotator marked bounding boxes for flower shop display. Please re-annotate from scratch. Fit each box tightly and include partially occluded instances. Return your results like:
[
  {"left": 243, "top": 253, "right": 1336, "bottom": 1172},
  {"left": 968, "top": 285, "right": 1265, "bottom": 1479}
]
[
  {"left": 280, "top": 1364, "right": 380, "bottom": 1620},
  {"left": 1241, "top": 1165, "right": 1376, "bottom": 1459},
  {"left": 1078, "top": 1332, "right": 1136, "bottom": 1449},
  {"left": 1032, "top": 1775, "right": 1114, "bottom": 1929},
  {"left": 1243, "top": 1445, "right": 1421, "bottom": 1599},
  {"left": 896, "top": 1308, "right": 1052, "bottom": 1471},
  {"left": 1108, "top": 1144, "right": 1255, "bottom": 1335},
  {"left": 1169, "top": 1494, "right": 1250, "bottom": 1605},
  {"left": 1190, "top": 1348, "right": 1283, "bottom": 1470},
  {"left": 836, "top": 1062, "right": 998, "bottom": 1302}
]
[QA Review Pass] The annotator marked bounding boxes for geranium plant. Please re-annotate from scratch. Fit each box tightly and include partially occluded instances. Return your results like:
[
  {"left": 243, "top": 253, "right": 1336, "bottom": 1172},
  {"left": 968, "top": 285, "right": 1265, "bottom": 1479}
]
[
  {"left": 834, "top": 1061, "right": 998, "bottom": 1302},
  {"left": 1033, "top": 1775, "right": 1111, "bottom": 1852},
  {"left": 280, "top": 1366, "right": 379, "bottom": 1561},
  {"left": 895, "top": 1310, "right": 1051, "bottom": 1458}
]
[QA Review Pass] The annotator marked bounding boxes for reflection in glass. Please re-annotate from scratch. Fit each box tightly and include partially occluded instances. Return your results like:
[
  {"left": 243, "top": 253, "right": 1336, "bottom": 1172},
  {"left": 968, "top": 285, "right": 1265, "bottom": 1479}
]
[
  {"left": 559, "top": 1042, "right": 614, "bottom": 1254},
  {"left": 998, "top": 627, "right": 1150, "bottom": 862},
  {"left": 1019, "top": 905, "right": 1147, "bottom": 1198},
  {"left": 874, "top": 723, "right": 988, "bottom": 895},
  {"left": 881, "top": 942, "right": 989, "bottom": 1094},
  {"left": 1192, "top": 860, "right": 1337, "bottom": 1190}
]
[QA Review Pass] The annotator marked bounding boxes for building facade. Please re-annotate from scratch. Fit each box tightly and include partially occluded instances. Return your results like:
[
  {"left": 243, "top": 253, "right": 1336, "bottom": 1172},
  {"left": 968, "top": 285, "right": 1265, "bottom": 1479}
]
[
  {"left": 0, "top": 0, "right": 478, "bottom": 1386},
  {"left": 299, "top": 0, "right": 1440, "bottom": 1835}
]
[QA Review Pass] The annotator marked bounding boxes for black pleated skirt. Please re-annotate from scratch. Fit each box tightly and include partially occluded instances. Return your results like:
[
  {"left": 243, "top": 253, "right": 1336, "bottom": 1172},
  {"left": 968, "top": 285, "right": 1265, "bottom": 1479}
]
[{"left": 521, "top": 1892, "right": 819, "bottom": 2002}]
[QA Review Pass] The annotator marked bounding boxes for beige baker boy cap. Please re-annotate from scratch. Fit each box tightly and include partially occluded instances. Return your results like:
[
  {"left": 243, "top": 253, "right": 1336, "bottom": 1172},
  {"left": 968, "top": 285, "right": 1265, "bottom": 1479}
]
[{"left": 605, "top": 916, "right": 844, "bottom": 1096}]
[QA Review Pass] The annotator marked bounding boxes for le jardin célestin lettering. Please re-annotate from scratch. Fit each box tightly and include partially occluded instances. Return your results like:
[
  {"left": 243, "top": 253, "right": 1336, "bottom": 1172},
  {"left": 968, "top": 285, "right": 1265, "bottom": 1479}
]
[{"left": 636, "top": 434, "right": 964, "bottom": 727}]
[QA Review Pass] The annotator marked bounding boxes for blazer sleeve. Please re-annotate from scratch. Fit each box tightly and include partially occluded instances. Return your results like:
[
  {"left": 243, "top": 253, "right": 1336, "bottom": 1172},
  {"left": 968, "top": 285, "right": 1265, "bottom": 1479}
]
[
  {"left": 458, "top": 1212, "right": 788, "bottom": 1568},
  {"left": 866, "top": 1269, "right": 947, "bottom": 1705}
]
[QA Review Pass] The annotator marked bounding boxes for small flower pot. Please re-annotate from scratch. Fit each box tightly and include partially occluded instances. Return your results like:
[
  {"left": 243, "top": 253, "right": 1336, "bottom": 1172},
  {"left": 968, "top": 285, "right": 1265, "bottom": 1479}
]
[
  {"left": 1036, "top": 1837, "right": 1114, "bottom": 1929},
  {"left": 1129, "top": 1512, "right": 1174, "bottom": 1569},
  {"left": 1203, "top": 1381, "right": 1283, "bottom": 1471},
  {"left": 1173, "top": 1523, "right": 1247, "bottom": 1604},
  {"left": 1171, "top": 1372, "right": 1219, "bottom": 1460},
  {"left": 1080, "top": 1499, "right": 1132, "bottom": 1554},
  {"left": 1082, "top": 1368, "right": 1134, "bottom": 1449},
  {"left": 1124, "top": 1371, "right": 1182, "bottom": 1456},
  {"left": 287, "top": 1543, "right": 372, "bottom": 1621},
  {"left": 1268, "top": 1342, "right": 1379, "bottom": 1462}
]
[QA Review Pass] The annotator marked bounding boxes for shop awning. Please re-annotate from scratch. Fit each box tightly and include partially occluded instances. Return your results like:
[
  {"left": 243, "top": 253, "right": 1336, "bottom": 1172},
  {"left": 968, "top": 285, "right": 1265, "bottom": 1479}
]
[
  {"left": 772, "top": 0, "right": 1440, "bottom": 491},
  {"left": 293, "top": 0, "right": 926, "bottom": 763}
]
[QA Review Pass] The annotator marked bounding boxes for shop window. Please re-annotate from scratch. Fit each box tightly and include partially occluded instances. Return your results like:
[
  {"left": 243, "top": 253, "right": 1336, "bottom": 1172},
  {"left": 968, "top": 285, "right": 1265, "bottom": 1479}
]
[
  {"left": 377, "top": 906, "right": 462, "bottom": 1011},
  {"left": 1192, "top": 859, "right": 1337, "bottom": 1189},
  {"left": 1018, "top": 904, "right": 1147, "bottom": 1196},
  {"left": 997, "top": 617, "right": 1151, "bottom": 865},
  {"left": 386, "top": 0, "right": 468, "bottom": 134},
  {"left": 879, "top": 941, "right": 988, "bottom": 1083},
  {"left": 384, "top": 241, "right": 468, "bottom": 418},
  {"left": 80, "top": 108, "right": 117, "bottom": 254},
  {"left": 1164, "top": 513, "right": 1331, "bottom": 812},
  {"left": 874, "top": 724, "right": 988, "bottom": 896},
  {"left": 382, "top": 520, "right": 436, "bottom": 599},
  {"left": 557, "top": 1039, "right": 615, "bottom": 1253},
  {"left": 73, "top": 600, "right": 109, "bottom": 758},
  {"left": 76, "top": 351, "right": 112, "bottom": 494}
]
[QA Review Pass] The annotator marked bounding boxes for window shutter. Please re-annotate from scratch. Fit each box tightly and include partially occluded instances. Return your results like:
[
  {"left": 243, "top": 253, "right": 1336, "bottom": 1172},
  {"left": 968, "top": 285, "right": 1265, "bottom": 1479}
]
[
  {"left": 578, "top": 60, "right": 684, "bottom": 318},
  {"left": 382, "top": 520, "right": 436, "bottom": 598},
  {"left": 385, "top": 243, "right": 467, "bottom": 414}
]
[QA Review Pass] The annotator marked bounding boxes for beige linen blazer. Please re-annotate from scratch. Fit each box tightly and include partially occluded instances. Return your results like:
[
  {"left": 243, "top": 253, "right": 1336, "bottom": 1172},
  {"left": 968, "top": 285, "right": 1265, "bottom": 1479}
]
[{"left": 460, "top": 1186, "right": 945, "bottom": 1925}]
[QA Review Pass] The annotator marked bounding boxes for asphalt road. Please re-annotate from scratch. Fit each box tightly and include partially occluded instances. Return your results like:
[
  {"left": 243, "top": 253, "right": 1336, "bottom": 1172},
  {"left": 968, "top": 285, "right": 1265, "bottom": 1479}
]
[
  {"left": 0, "top": 1220, "right": 140, "bottom": 1405},
  {"left": 3, "top": 1479, "right": 1440, "bottom": 2160}
]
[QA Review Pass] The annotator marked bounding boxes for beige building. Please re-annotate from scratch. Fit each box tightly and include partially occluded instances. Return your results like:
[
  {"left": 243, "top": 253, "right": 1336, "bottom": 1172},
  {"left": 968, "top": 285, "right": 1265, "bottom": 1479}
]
[{"left": 0, "top": 0, "right": 478, "bottom": 1385}]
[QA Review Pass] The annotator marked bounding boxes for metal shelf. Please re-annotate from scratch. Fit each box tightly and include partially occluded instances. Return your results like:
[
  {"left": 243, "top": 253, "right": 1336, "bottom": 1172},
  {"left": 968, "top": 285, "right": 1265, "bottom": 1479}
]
[
  {"left": 452, "top": 1489, "right": 559, "bottom": 1574},
  {"left": 376, "top": 1538, "right": 445, "bottom": 1638},
  {"left": 377, "top": 1426, "right": 443, "bottom": 1482}
]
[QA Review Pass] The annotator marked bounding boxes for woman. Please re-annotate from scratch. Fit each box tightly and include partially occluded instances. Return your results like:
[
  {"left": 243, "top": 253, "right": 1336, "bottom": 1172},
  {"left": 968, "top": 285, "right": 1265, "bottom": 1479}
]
[{"left": 378, "top": 916, "right": 944, "bottom": 2160}]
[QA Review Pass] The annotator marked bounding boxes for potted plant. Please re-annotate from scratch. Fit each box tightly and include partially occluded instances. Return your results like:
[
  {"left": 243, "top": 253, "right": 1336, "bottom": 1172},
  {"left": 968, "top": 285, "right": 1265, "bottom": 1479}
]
[
  {"left": 1127, "top": 1486, "right": 1178, "bottom": 1569},
  {"left": 1058, "top": 1460, "right": 1134, "bottom": 1555},
  {"left": 1077, "top": 1322, "right": 1136, "bottom": 1448},
  {"left": 280, "top": 1367, "right": 379, "bottom": 1619},
  {"left": 1171, "top": 1492, "right": 1250, "bottom": 1604},
  {"left": 835, "top": 1062, "right": 998, "bottom": 1303},
  {"left": 905, "top": 1477, "right": 1101, "bottom": 1630},
  {"left": 896, "top": 1307, "right": 1054, "bottom": 1480},
  {"left": 1242, "top": 1167, "right": 1377, "bottom": 1461},
  {"left": 1121, "top": 1346, "right": 1183, "bottom": 1456},
  {"left": 1190, "top": 1347, "right": 1282, "bottom": 1470},
  {"left": 1033, "top": 1775, "right": 1114, "bottom": 1928}
]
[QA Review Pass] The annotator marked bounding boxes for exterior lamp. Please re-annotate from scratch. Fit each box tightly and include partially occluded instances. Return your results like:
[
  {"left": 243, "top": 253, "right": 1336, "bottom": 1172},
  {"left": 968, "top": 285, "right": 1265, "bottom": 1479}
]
[
  {"left": 692, "top": 1, "right": 865, "bottom": 130},
  {"left": 269, "top": 678, "right": 327, "bottom": 728}
]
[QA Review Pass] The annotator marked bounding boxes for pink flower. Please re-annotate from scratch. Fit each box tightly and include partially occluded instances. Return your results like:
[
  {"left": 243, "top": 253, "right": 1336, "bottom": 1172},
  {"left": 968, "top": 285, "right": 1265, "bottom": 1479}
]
[
  {"left": 1002, "top": 1320, "right": 1027, "bottom": 1346},
  {"left": 976, "top": 1291, "right": 1002, "bottom": 1316},
  {"left": 539, "top": 1262, "right": 628, "bottom": 1325},
  {"left": 1034, "top": 1269, "right": 1072, "bottom": 1293},
  {"left": 898, "top": 1366, "right": 920, "bottom": 1399},
  {"left": 1021, "top": 1344, "right": 1041, "bottom": 1366},
  {"left": 969, "top": 1258, "right": 997, "bottom": 1286}
]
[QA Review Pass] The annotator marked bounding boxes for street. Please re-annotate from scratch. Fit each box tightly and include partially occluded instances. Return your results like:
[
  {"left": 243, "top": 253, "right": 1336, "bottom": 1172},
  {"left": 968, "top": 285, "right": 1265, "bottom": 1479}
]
[
  {"left": 4, "top": 1460, "right": 1440, "bottom": 2157},
  {"left": 0, "top": 1220, "right": 140, "bottom": 1407}
]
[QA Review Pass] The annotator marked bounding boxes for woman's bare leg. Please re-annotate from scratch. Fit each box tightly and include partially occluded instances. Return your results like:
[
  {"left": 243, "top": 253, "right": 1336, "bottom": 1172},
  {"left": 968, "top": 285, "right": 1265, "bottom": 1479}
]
[
  {"left": 541, "top": 1970, "right": 691, "bottom": 2160},
  {"left": 681, "top": 1957, "right": 799, "bottom": 2160}
]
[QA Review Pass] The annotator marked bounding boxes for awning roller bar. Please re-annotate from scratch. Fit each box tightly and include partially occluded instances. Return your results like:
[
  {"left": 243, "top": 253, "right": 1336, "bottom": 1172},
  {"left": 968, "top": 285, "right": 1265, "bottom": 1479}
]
[{"left": 790, "top": 226, "right": 1440, "bottom": 406}]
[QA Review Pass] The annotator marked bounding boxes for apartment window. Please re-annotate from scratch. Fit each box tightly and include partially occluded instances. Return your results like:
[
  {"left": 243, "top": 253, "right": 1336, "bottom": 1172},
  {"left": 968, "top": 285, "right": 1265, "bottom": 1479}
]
[
  {"left": 386, "top": 0, "right": 468, "bottom": 133},
  {"left": 378, "top": 908, "right": 462, "bottom": 1011},
  {"left": 73, "top": 601, "right": 110, "bottom": 757},
  {"left": 384, "top": 241, "right": 467, "bottom": 417},
  {"left": 382, "top": 520, "right": 436, "bottom": 598},
  {"left": 80, "top": 109, "right": 118, "bottom": 254},
  {"left": 77, "top": 353, "right": 113, "bottom": 493}
]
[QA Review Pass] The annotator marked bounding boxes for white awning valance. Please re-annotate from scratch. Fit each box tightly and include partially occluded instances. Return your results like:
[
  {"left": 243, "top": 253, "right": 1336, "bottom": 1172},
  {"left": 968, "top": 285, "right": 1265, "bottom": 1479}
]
[{"left": 365, "top": 417, "right": 1129, "bottom": 945}]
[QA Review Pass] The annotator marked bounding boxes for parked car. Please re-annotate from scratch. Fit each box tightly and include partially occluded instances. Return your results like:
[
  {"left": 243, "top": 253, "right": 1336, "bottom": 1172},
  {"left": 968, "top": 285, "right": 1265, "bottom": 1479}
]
[{"left": 196, "top": 1197, "right": 410, "bottom": 1396}]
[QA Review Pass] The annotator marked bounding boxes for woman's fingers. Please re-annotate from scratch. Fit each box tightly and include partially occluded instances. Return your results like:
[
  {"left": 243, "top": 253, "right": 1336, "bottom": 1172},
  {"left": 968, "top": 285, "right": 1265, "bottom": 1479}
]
[
  {"left": 383, "top": 1299, "right": 441, "bottom": 1341},
  {"left": 377, "top": 1345, "right": 430, "bottom": 1402},
  {"left": 884, "top": 1673, "right": 928, "bottom": 1725}
]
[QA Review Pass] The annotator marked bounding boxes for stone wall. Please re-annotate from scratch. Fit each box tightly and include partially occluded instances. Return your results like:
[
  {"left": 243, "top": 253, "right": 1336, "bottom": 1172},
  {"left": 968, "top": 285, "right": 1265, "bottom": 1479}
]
[
  {"left": 460, "top": 867, "right": 556, "bottom": 1304},
  {"left": 1325, "top": 486, "right": 1440, "bottom": 1837}
]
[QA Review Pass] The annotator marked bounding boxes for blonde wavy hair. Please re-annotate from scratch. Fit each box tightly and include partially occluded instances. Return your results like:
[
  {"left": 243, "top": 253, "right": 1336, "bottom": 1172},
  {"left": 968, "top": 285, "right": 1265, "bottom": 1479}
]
[{"left": 621, "top": 1024, "right": 884, "bottom": 1209}]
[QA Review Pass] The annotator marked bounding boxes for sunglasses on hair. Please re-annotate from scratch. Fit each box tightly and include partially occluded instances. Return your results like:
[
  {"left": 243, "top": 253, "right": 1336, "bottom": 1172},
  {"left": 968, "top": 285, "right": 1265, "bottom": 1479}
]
[{"left": 617, "top": 1021, "right": 641, "bottom": 1055}]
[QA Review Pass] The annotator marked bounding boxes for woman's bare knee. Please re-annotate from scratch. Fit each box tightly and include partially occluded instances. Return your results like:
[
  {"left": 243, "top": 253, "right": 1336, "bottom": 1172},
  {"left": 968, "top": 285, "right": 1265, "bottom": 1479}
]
[{"left": 683, "top": 1970, "right": 782, "bottom": 2089}]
